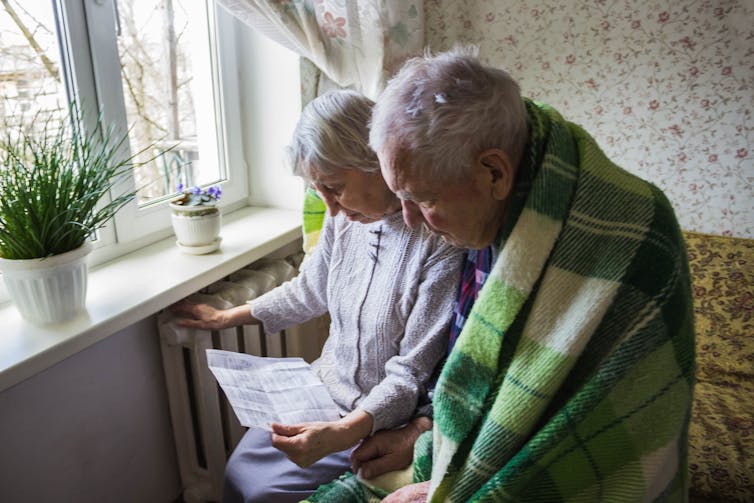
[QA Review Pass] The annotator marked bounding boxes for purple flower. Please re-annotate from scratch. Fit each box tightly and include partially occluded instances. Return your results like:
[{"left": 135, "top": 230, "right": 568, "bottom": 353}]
[
  {"left": 205, "top": 185, "right": 222, "bottom": 199},
  {"left": 177, "top": 183, "right": 184, "bottom": 192},
  {"left": 172, "top": 183, "right": 222, "bottom": 206}
]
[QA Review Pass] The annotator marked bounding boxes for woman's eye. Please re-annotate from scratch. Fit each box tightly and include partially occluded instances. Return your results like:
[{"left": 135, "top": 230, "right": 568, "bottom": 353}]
[
  {"left": 317, "top": 184, "right": 340, "bottom": 196},
  {"left": 418, "top": 199, "right": 436, "bottom": 209}
]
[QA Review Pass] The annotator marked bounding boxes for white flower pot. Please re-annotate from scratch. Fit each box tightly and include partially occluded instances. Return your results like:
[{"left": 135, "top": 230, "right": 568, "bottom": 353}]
[
  {"left": 0, "top": 241, "right": 92, "bottom": 324},
  {"left": 170, "top": 203, "right": 221, "bottom": 254}
]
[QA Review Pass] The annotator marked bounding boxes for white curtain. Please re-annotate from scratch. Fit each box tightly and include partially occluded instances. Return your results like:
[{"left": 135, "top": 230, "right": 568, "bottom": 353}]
[{"left": 217, "top": 0, "right": 424, "bottom": 100}]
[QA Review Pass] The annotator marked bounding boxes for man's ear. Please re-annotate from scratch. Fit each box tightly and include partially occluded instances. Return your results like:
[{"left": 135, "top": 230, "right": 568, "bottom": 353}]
[{"left": 478, "top": 148, "right": 515, "bottom": 200}]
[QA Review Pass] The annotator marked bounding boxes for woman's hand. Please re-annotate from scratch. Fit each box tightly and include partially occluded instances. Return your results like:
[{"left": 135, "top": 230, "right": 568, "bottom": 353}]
[
  {"left": 270, "top": 422, "right": 354, "bottom": 468},
  {"left": 381, "top": 481, "right": 430, "bottom": 503},
  {"left": 351, "top": 416, "right": 432, "bottom": 479},
  {"left": 271, "top": 409, "right": 373, "bottom": 467},
  {"left": 169, "top": 301, "right": 255, "bottom": 330}
]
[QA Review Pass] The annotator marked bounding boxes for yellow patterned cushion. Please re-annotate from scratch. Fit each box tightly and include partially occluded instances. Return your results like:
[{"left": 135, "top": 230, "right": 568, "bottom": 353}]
[{"left": 684, "top": 231, "right": 754, "bottom": 502}]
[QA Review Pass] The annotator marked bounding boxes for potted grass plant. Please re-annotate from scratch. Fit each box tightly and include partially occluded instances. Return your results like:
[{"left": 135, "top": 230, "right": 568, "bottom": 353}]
[{"left": 0, "top": 107, "right": 153, "bottom": 324}]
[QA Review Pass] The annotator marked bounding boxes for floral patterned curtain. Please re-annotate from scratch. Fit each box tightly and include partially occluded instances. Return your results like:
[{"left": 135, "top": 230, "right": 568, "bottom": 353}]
[{"left": 216, "top": 0, "right": 424, "bottom": 100}]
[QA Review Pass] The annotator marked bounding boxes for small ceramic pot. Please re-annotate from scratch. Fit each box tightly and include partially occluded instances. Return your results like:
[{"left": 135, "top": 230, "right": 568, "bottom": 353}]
[{"left": 170, "top": 203, "right": 221, "bottom": 253}]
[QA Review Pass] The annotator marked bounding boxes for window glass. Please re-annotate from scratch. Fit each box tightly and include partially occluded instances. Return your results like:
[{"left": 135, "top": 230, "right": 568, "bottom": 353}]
[
  {"left": 115, "top": 0, "right": 225, "bottom": 206},
  {"left": 0, "top": 2, "right": 66, "bottom": 133}
]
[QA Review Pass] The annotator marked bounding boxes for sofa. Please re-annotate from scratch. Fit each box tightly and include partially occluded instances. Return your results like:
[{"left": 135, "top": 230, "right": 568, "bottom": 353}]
[{"left": 684, "top": 231, "right": 753, "bottom": 503}]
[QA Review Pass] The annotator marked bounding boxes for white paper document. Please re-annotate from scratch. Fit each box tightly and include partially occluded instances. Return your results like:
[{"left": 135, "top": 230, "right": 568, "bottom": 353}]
[{"left": 206, "top": 349, "right": 340, "bottom": 430}]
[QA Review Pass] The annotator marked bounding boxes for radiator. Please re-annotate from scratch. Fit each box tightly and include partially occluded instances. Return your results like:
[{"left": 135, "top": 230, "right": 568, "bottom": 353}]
[{"left": 158, "top": 252, "right": 329, "bottom": 503}]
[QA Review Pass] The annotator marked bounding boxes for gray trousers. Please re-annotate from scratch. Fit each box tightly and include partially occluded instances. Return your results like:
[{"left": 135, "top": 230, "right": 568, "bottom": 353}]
[{"left": 222, "top": 427, "right": 353, "bottom": 503}]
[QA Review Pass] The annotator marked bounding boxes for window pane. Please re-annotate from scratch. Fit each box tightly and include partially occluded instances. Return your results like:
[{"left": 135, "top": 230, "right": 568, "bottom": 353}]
[
  {"left": 116, "top": 0, "right": 224, "bottom": 206},
  {"left": 0, "top": 1, "right": 66, "bottom": 130}
]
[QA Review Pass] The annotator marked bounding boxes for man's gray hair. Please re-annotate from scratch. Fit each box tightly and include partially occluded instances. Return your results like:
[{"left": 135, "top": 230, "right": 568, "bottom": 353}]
[
  {"left": 287, "top": 89, "right": 379, "bottom": 181},
  {"left": 370, "top": 45, "right": 529, "bottom": 181}
]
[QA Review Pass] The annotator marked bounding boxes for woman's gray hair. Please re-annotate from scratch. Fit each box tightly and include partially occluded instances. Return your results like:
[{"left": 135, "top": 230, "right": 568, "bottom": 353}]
[
  {"left": 287, "top": 89, "right": 379, "bottom": 181},
  {"left": 370, "top": 45, "right": 529, "bottom": 182}
]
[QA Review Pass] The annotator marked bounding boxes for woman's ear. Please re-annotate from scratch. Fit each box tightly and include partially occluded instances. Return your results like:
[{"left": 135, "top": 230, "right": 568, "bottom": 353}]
[{"left": 478, "top": 148, "right": 515, "bottom": 200}]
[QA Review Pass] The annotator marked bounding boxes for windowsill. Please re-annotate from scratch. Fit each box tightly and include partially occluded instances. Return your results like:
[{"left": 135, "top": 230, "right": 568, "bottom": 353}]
[{"left": 0, "top": 205, "right": 302, "bottom": 393}]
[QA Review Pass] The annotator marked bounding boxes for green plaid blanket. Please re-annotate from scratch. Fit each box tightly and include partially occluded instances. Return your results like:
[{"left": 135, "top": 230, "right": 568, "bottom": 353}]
[{"left": 306, "top": 100, "right": 695, "bottom": 502}]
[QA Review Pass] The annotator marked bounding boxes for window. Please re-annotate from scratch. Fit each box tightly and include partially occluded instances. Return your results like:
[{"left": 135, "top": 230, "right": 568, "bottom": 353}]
[
  {"left": 114, "top": 0, "right": 226, "bottom": 207},
  {"left": 0, "top": 0, "right": 246, "bottom": 260},
  {"left": 0, "top": 3, "right": 66, "bottom": 127}
]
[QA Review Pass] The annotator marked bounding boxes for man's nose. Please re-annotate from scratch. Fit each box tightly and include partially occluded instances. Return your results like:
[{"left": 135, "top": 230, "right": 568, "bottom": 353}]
[{"left": 401, "top": 200, "right": 424, "bottom": 228}]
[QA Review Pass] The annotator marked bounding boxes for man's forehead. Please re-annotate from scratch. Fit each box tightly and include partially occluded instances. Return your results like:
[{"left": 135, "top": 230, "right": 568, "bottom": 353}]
[
  {"left": 385, "top": 166, "right": 435, "bottom": 201},
  {"left": 401, "top": 173, "right": 444, "bottom": 201},
  {"left": 381, "top": 146, "right": 438, "bottom": 199}
]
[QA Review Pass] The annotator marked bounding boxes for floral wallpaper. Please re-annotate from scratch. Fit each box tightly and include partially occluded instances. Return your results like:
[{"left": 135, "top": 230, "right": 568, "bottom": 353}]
[{"left": 425, "top": 0, "right": 753, "bottom": 238}]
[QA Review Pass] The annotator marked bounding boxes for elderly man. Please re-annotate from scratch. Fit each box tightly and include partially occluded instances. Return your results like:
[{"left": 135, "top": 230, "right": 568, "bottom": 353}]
[{"left": 306, "top": 46, "right": 695, "bottom": 503}]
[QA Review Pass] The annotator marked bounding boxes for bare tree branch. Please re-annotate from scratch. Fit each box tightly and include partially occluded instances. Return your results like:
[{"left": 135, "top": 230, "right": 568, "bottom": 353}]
[{"left": 1, "top": 0, "right": 59, "bottom": 81}]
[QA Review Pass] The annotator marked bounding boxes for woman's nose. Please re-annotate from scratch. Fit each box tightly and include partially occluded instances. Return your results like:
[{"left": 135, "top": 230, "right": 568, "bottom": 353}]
[
  {"left": 320, "top": 191, "right": 340, "bottom": 216},
  {"left": 401, "top": 200, "right": 424, "bottom": 228}
]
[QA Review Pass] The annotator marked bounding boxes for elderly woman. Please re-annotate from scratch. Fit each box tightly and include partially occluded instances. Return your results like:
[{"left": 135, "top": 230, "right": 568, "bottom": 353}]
[{"left": 171, "top": 89, "right": 464, "bottom": 503}]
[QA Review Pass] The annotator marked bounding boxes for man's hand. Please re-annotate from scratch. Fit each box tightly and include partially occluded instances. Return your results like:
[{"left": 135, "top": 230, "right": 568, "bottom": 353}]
[
  {"left": 351, "top": 416, "right": 432, "bottom": 479},
  {"left": 271, "top": 409, "right": 373, "bottom": 468},
  {"left": 381, "top": 481, "right": 430, "bottom": 503},
  {"left": 169, "top": 301, "right": 255, "bottom": 330}
]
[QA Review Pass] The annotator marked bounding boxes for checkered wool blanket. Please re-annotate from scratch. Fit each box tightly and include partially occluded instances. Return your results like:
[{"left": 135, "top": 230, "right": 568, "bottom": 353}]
[{"left": 306, "top": 100, "right": 695, "bottom": 502}]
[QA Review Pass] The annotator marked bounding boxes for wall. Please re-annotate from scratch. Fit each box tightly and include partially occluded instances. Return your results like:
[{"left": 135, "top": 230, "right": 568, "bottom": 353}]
[
  {"left": 425, "top": 0, "right": 753, "bottom": 238},
  {"left": 235, "top": 17, "right": 306, "bottom": 210},
  {"left": 0, "top": 317, "right": 181, "bottom": 503}
]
